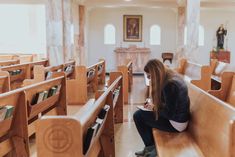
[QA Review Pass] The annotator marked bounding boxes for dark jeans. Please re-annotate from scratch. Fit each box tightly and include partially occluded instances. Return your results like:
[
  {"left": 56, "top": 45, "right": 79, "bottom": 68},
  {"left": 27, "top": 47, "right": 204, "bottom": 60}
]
[{"left": 133, "top": 109, "right": 178, "bottom": 147}]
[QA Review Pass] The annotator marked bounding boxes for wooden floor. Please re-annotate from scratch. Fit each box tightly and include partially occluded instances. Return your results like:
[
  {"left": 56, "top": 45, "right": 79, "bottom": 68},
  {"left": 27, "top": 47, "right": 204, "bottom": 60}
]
[{"left": 30, "top": 75, "right": 147, "bottom": 157}]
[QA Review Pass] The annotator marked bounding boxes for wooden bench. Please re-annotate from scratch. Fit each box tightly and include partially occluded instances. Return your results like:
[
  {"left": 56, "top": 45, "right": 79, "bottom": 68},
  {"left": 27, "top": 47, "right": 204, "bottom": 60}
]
[
  {"left": 208, "top": 72, "right": 235, "bottom": 107},
  {"left": 0, "top": 60, "right": 20, "bottom": 67},
  {"left": 24, "top": 75, "right": 67, "bottom": 137},
  {"left": 210, "top": 59, "right": 235, "bottom": 90},
  {"left": 0, "top": 87, "right": 29, "bottom": 157},
  {"left": 67, "top": 60, "right": 106, "bottom": 105},
  {"left": 0, "top": 55, "right": 17, "bottom": 61},
  {"left": 0, "top": 71, "right": 10, "bottom": 93},
  {"left": 152, "top": 80, "right": 235, "bottom": 157},
  {"left": 0, "top": 54, "right": 39, "bottom": 63},
  {"left": 117, "top": 59, "right": 133, "bottom": 104},
  {"left": 0, "top": 75, "right": 67, "bottom": 156},
  {"left": 36, "top": 72, "right": 123, "bottom": 156},
  {"left": 1, "top": 63, "right": 31, "bottom": 89},
  {"left": 176, "top": 59, "right": 211, "bottom": 91},
  {"left": 0, "top": 60, "right": 49, "bottom": 89},
  {"left": 23, "top": 60, "right": 75, "bottom": 86}
]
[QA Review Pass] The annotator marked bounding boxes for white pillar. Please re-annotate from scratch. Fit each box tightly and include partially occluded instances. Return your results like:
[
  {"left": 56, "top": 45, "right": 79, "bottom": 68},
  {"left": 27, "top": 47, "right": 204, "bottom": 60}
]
[{"left": 186, "top": 0, "right": 200, "bottom": 62}]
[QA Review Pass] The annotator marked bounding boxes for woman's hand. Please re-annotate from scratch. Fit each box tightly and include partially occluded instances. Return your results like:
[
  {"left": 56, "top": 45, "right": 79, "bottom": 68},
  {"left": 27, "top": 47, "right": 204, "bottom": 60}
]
[{"left": 144, "top": 98, "right": 154, "bottom": 111}]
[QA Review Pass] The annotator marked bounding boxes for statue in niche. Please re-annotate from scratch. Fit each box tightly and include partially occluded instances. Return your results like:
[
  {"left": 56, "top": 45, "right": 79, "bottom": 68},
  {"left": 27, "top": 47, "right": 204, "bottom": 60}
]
[{"left": 216, "top": 24, "right": 227, "bottom": 49}]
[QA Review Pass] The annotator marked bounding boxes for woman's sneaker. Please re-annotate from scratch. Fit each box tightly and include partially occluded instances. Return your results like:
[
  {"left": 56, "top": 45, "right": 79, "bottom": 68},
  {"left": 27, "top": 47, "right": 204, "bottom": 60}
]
[
  {"left": 144, "top": 147, "right": 157, "bottom": 157},
  {"left": 135, "top": 145, "right": 155, "bottom": 156}
]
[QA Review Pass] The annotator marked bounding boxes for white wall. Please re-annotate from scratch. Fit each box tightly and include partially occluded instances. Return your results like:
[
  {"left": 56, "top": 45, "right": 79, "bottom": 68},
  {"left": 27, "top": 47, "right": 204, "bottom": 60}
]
[
  {"left": 200, "top": 8, "right": 235, "bottom": 65},
  {"left": 0, "top": 4, "right": 46, "bottom": 55},
  {"left": 88, "top": 7, "right": 177, "bottom": 71}
]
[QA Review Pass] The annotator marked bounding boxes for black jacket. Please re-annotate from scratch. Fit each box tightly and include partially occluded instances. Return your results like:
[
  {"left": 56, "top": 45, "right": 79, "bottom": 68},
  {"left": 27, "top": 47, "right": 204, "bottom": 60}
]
[{"left": 160, "top": 75, "right": 190, "bottom": 123}]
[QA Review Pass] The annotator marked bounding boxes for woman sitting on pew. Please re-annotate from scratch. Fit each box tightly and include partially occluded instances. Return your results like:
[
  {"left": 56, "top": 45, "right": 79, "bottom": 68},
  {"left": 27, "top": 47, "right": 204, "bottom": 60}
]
[{"left": 133, "top": 59, "right": 190, "bottom": 157}]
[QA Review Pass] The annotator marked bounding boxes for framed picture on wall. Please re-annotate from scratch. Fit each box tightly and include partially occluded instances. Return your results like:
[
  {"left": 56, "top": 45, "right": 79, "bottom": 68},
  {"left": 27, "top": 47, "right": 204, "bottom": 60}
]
[{"left": 123, "top": 15, "right": 142, "bottom": 42}]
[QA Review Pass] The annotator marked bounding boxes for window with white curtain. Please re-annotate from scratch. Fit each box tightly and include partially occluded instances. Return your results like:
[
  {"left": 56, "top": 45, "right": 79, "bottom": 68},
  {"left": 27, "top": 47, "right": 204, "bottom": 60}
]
[
  {"left": 150, "top": 25, "right": 161, "bottom": 45},
  {"left": 0, "top": 4, "right": 46, "bottom": 54},
  {"left": 184, "top": 25, "right": 205, "bottom": 46},
  {"left": 104, "top": 24, "right": 116, "bottom": 45}
]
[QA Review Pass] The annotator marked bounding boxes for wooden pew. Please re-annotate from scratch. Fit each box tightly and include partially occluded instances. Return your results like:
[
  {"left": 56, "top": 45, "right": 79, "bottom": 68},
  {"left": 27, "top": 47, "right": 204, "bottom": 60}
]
[
  {"left": 23, "top": 60, "right": 75, "bottom": 86},
  {"left": 0, "top": 71, "right": 10, "bottom": 93},
  {"left": 0, "top": 60, "right": 49, "bottom": 89},
  {"left": 1, "top": 63, "right": 31, "bottom": 89},
  {"left": 176, "top": 59, "right": 211, "bottom": 91},
  {"left": 0, "top": 75, "right": 66, "bottom": 157},
  {"left": 63, "top": 60, "right": 76, "bottom": 79},
  {"left": 0, "top": 55, "right": 17, "bottom": 61},
  {"left": 0, "top": 87, "right": 29, "bottom": 157},
  {"left": 210, "top": 59, "right": 235, "bottom": 90},
  {"left": 152, "top": 80, "right": 235, "bottom": 157},
  {"left": 24, "top": 75, "right": 67, "bottom": 137},
  {"left": 0, "top": 54, "right": 38, "bottom": 63},
  {"left": 117, "top": 59, "right": 133, "bottom": 104},
  {"left": 36, "top": 72, "right": 123, "bottom": 156},
  {"left": 208, "top": 72, "right": 235, "bottom": 107},
  {"left": 0, "top": 60, "right": 20, "bottom": 67},
  {"left": 67, "top": 60, "right": 106, "bottom": 105}
]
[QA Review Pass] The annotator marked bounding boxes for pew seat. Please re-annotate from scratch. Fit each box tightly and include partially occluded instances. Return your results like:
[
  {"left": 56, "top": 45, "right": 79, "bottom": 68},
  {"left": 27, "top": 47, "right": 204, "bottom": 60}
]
[
  {"left": 153, "top": 80, "right": 235, "bottom": 157},
  {"left": 153, "top": 131, "right": 204, "bottom": 157}
]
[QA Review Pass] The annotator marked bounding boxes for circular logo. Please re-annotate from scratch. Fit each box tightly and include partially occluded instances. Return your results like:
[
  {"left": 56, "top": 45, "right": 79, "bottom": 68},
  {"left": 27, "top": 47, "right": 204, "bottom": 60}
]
[{"left": 44, "top": 125, "right": 73, "bottom": 153}]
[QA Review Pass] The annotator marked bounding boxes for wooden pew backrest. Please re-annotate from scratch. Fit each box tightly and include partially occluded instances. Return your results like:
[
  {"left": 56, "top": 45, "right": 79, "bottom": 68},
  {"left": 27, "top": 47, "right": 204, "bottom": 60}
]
[
  {"left": 188, "top": 83, "right": 235, "bottom": 157},
  {"left": 0, "top": 60, "right": 20, "bottom": 67},
  {"left": 225, "top": 75, "right": 235, "bottom": 106},
  {"left": 0, "top": 88, "right": 29, "bottom": 156},
  {"left": 0, "top": 71, "right": 10, "bottom": 93},
  {"left": 1, "top": 63, "right": 31, "bottom": 89}
]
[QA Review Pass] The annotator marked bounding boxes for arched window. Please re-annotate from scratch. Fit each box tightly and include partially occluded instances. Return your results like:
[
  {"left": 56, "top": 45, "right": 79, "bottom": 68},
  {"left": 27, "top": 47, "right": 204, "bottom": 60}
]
[
  {"left": 150, "top": 25, "right": 161, "bottom": 45},
  {"left": 198, "top": 25, "right": 205, "bottom": 46},
  {"left": 184, "top": 25, "right": 205, "bottom": 46},
  {"left": 104, "top": 24, "right": 115, "bottom": 45}
]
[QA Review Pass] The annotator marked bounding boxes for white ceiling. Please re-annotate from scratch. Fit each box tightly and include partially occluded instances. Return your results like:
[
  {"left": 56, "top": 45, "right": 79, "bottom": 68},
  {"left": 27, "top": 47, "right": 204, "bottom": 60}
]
[{"left": 82, "top": 0, "right": 235, "bottom": 8}]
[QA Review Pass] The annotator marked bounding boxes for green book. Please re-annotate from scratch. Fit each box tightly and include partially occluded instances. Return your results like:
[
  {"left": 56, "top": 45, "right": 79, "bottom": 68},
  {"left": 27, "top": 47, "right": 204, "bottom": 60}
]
[
  {"left": 4, "top": 106, "right": 14, "bottom": 119},
  {"left": 43, "top": 91, "right": 49, "bottom": 100},
  {"left": 0, "top": 107, "right": 7, "bottom": 122},
  {"left": 48, "top": 87, "right": 57, "bottom": 97}
]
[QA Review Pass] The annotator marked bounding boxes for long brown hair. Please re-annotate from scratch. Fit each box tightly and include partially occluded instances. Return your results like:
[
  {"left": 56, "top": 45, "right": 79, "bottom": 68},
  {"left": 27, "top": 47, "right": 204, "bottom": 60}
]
[{"left": 144, "top": 59, "right": 174, "bottom": 117}]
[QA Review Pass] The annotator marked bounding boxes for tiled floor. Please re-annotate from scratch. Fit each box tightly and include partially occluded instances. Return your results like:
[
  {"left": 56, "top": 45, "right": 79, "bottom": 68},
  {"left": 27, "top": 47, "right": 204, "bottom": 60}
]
[
  {"left": 30, "top": 75, "right": 147, "bottom": 157},
  {"left": 115, "top": 75, "right": 146, "bottom": 157}
]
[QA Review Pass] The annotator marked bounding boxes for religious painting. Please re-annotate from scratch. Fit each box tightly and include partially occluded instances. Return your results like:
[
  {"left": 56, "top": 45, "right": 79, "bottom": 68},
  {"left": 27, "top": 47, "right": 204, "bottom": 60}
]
[{"left": 123, "top": 15, "right": 142, "bottom": 42}]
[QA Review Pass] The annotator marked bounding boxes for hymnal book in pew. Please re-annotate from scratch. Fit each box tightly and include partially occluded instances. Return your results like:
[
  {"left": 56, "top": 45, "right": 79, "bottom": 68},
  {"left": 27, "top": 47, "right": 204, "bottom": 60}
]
[
  {"left": 55, "top": 85, "right": 62, "bottom": 94},
  {"left": 31, "top": 92, "right": 45, "bottom": 105},
  {"left": 0, "top": 106, "right": 14, "bottom": 121},
  {"left": 0, "top": 107, "right": 7, "bottom": 122},
  {"left": 98, "top": 105, "right": 110, "bottom": 119},
  {"left": 112, "top": 86, "right": 121, "bottom": 105},
  {"left": 43, "top": 91, "right": 49, "bottom": 100},
  {"left": 4, "top": 106, "right": 14, "bottom": 119},
  {"left": 83, "top": 122, "right": 99, "bottom": 154},
  {"left": 45, "top": 71, "right": 53, "bottom": 80},
  {"left": 48, "top": 87, "right": 57, "bottom": 98}
]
